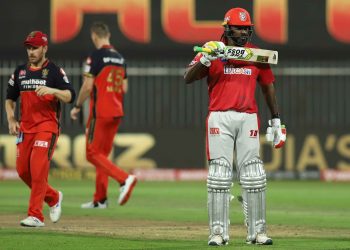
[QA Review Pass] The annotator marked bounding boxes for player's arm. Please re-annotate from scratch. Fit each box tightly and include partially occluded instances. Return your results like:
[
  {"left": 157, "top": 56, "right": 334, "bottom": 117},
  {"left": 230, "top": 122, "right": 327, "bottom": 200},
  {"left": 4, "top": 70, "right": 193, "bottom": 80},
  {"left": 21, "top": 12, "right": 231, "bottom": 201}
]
[
  {"left": 5, "top": 99, "right": 20, "bottom": 135},
  {"left": 260, "top": 83, "right": 279, "bottom": 117},
  {"left": 70, "top": 75, "right": 94, "bottom": 120},
  {"left": 6, "top": 71, "right": 20, "bottom": 135},
  {"left": 35, "top": 87, "right": 72, "bottom": 103},
  {"left": 184, "top": 61, "right": 209, "bottom": 84},
  {"left": 123, "top": 79, "right": 128, "bottom": 93}
]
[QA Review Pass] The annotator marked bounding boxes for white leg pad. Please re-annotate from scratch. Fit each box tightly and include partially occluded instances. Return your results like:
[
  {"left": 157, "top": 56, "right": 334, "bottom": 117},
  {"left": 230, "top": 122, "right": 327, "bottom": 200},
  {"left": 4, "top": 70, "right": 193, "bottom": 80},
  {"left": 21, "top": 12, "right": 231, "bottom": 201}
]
[
  {"left": 207, "top": 158, "right": 233, "bottom": 243},
  {"left": 239, "top": 159, "right": 267, "bottom": 242}
]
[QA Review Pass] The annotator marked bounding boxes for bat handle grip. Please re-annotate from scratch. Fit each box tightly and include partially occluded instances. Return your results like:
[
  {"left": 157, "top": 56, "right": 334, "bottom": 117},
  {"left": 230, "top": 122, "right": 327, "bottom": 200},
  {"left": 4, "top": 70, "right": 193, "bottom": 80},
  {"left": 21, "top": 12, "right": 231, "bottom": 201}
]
[{"left": 193, "top": 46, "right": 212, "bottom": 53}]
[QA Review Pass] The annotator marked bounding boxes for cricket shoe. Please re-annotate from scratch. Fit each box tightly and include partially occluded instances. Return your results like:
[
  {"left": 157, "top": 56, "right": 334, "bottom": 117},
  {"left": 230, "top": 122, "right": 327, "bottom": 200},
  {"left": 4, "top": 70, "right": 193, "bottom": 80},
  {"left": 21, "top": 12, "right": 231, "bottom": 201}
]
[
  {"left": 81, "top": 199, "right": 108, "bottom": 209},
  {"left": 20, "top": 216, "right": 45, "bottom": 227},
  {"left": 208, "top": 235, "right": 228, "bottom": 246},
  {"left": 246, "top": 233, "right": 273, "bottom": 245},
  {"left": 118, "top": 175, "right": 137, "bottom": 205},
  {"left": 49, "top": 191, "right": 63, "bottom": 223}
]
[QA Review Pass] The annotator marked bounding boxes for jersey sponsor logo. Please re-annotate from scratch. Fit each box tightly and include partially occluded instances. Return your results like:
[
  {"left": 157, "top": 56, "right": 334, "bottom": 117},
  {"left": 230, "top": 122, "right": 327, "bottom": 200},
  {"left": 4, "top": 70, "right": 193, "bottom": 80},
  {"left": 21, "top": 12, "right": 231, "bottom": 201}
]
[
  {"left": 21, "top": 79, "right": 46, "bottom": 85},
  {"left": 34, "top": 140, "right": 49, "bottom": 148},
  {"left": 210, "top": 127, "right": 220, "bottom": 135},
  {"left": 20, "top": 79, "right": 46, "bottom": 90},
  {"left": 19, "top": 70, "right": 26, "bottom": 79},
  {"left": 103, "top": 57, "right": 124, "bottom": 64},
  {"left": 224, "top": 66, "right": 252, "bottom": 75}
]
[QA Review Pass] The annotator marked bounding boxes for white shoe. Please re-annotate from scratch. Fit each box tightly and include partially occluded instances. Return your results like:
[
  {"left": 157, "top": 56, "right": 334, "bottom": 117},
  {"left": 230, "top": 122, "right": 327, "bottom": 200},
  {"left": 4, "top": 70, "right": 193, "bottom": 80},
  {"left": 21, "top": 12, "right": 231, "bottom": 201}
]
[
  {"left": 49, "top": 191, "right": 63, "bottom": 223},
  {"left": 118, "top": 175, "right": 137, "bottom": 205},
  {"left": 20, "top": 216, "right": 45, "bottom": 227},
  {"left": 81, "top": 200, "right": 108, "bottom": 209},
  {"left": 247, "top": 233, "right": 273, "bottom": 245},
  {"left": 208, "top": 235, "right": 228, "bottom": 246}
]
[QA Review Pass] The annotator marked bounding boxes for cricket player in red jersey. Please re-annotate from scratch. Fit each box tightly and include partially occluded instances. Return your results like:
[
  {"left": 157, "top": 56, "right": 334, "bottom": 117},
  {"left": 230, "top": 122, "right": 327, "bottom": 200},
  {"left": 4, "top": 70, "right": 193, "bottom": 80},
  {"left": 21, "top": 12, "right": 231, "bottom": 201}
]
[
  {"left": 70, "top": 22, "right": 137, "bottom": 208},
  {"left": 5, "top": 31, "right": 75, "bottom": 227},
  {"left": 184, "top": 8, "right": 286, "bottom": 246}
]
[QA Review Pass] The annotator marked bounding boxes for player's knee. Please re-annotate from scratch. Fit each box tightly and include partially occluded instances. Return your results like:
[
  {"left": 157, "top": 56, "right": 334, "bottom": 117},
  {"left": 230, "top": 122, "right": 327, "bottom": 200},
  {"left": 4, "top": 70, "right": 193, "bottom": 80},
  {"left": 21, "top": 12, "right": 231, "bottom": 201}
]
[
  {"left": 207, "top": 157, "right": 233, "bottom": 190},
  {"left": 86, "top": 147, "right": 96, "bottom": 163},
  {"left": 239, "top": 158, "right": 266, "bottom": 189}
]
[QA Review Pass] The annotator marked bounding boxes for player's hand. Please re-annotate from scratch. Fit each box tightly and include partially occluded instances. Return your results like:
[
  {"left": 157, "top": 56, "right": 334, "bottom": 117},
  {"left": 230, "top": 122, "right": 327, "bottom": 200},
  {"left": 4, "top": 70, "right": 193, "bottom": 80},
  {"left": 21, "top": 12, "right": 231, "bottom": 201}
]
[
  {"left": 35, "top": 86, "right": 56, "bottom": 97},
  {"left": 200, "top": 41, "right": 226, "bottom": 67},
  {"left": 266, "top": 118, "right": 286, "bottom": 148},
  {"left": 70, "top": 107, "right": 81, "bottom": 120},
  {"left": 8, "top": 118, "right": 20, "bottom": 135}
]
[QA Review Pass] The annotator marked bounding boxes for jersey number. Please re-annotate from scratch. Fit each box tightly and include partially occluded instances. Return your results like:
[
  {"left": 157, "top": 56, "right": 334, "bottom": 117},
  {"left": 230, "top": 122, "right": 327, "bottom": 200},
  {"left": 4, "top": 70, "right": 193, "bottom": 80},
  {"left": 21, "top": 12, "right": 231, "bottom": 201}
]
[{"left": 107, "top": 68, "right": 123, "bottom": 93}]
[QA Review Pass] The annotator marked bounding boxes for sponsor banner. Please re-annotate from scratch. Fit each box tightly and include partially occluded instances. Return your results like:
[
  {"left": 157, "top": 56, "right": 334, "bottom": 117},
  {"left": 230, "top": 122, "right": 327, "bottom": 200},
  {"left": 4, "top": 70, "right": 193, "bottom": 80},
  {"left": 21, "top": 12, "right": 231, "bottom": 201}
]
[
  {"left": 0, "top": 169, "right": 19, "bottom": 180},
  {"left": 1, "top": 130, "right": 350, "bottom": 179},
  {"left": 133, "top": 168, "right": 208, "bottom": 181},
  {"left": 320, "top": 169, "right": 350, "bottom": 182}
]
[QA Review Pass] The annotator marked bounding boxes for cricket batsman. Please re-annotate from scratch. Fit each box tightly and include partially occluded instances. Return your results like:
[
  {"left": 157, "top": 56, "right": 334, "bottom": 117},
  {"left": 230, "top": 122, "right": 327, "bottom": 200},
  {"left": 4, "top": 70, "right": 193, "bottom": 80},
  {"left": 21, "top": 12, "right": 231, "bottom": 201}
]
[
  {"left": 184, "top": 7, "right": 286, "bottom": 246},
  {"left": 5, "top": 31, "right": 75, "bottom": 226}
]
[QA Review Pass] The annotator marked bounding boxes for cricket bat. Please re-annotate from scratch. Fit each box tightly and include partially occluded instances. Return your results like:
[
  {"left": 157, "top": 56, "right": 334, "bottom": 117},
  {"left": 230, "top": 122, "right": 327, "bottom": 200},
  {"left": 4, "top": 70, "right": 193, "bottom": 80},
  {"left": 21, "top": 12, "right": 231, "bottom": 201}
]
[{"left": 193, "top": 46, "right": 278, "bottom": 64}]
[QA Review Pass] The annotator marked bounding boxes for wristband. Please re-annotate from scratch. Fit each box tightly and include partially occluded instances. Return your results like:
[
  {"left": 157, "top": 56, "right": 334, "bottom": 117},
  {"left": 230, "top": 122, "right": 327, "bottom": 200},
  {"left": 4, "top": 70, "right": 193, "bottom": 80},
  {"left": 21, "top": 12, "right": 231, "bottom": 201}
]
[{"left": 74, "top": 104, "right": 82, "bottom": 109}]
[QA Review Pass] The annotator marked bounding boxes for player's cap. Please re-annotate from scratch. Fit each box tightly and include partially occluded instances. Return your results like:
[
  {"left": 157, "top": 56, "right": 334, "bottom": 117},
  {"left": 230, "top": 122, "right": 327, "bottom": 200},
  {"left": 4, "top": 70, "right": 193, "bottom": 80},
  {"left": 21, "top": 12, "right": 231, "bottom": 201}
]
[
  {"left": 222, "top": 8, "right": 254, "bottom": 26},
  {"left": 24, "top": 31, "right": 48, "bottom": 47}
]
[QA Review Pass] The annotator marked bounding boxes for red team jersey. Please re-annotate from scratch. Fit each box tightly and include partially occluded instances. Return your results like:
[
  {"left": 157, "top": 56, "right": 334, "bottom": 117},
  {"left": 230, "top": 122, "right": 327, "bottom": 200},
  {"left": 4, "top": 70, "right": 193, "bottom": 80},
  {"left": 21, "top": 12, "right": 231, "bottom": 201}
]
[
  {"left": 84, "top": 45, "right": 127, "bottom": 118},
  {"left": 190, "top": 43, "right": 275, "bottom": 113},
  {"left": 6, "top": 60, "right": 75, "bottom": 134}
]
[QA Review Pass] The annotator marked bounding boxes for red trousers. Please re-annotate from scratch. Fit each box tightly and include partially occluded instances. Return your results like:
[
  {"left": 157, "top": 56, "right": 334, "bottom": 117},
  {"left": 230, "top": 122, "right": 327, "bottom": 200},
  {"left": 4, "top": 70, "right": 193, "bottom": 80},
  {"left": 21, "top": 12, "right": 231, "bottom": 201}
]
[
  {"left": 86, "top": 117, "right": 128, "bottom": 202},
  {"left": 16, "top": 132, "right": 59, "bottom": 222}
]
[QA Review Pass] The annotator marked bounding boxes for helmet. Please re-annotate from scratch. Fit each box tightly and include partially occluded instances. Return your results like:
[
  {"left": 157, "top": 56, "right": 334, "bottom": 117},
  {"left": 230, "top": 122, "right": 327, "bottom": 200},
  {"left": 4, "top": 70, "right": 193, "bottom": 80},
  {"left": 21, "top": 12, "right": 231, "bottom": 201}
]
[
  {"left": 222, "top": 8, "right": 254, "bottom": 26},
  {"left": 221, "top": 8, "right": 253, "bottom": 46}
]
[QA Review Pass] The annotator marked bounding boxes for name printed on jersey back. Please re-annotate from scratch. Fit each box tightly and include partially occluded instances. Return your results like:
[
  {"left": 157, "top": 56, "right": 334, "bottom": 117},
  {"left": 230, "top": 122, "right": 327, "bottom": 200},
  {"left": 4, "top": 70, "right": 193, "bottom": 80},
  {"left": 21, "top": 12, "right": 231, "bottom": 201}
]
[
  {"left": 224, "top": 65, "right": 252, "bottom": 75},
  {"left": 103, "top": 57, "right": 124, "bottom": 64}
]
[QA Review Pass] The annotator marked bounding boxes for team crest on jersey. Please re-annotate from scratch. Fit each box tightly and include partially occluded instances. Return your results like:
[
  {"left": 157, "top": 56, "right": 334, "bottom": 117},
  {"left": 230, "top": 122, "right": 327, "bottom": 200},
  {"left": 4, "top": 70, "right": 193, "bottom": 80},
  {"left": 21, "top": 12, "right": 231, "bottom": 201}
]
[
  {"left": 224, "top": 66, "right": 252, "bottom": 75},
  {"left": 42, "top": 69, "right": 49, "bottom": 78},
  {"left": 239, "top": 12, "right": 247, "bottom": 21}
]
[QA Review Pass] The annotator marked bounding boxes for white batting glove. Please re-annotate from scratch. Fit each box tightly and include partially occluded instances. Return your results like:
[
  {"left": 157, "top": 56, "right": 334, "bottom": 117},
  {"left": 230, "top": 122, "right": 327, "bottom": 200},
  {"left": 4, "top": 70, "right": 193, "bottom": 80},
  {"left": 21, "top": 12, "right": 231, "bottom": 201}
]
[
  {"left": 266, "top": 118, "right": 287, "bottom": 149},
  {"left": 200, "top": 41, "right": 226, "bottom": 67}
]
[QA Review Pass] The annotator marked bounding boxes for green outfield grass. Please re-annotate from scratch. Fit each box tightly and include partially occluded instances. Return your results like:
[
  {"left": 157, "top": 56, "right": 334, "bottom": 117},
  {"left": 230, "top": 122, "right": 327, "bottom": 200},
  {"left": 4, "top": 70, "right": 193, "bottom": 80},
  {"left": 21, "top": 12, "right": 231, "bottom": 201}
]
[{"left": 0, "top": 179, "right": 350, "bottom": 250}]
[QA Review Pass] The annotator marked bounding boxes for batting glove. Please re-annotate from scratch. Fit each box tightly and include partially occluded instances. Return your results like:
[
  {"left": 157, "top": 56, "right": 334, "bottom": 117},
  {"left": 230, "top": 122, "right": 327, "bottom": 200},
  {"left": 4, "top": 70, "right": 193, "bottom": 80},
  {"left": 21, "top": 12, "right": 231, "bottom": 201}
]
[
  {"left": 266, "top": 118, "right": 287, "bottom": 149},
  {"left": 200, "top": 41, "right": 226, "bottom": 67}
]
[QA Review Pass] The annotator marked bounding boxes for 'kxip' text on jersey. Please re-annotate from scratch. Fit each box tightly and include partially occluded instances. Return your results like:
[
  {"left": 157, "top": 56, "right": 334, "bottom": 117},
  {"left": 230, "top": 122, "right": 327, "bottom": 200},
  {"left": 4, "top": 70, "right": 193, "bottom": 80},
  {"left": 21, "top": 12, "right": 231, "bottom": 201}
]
[
  {"left": 84, "top": 45, "right": 127, "bottom": 118},
  {"left": 189, "top": 43, "right": 275, "bottom": 114},
  {"left": 6, "top": 60, "right": 75, "bottom": 134}
]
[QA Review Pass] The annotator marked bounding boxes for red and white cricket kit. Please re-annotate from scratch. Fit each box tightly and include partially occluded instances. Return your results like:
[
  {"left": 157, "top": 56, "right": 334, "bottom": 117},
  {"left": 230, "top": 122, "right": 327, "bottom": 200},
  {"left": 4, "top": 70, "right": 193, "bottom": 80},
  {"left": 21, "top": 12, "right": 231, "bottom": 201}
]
[
  {"left": 189, "top": 43, "right": 275, "bottom": 168},
  {"left": 6, "top": 60, "right": 75, "bottom": 221},
  {"left": 84, "top": 45, "right": 129, "bottom": 202}
]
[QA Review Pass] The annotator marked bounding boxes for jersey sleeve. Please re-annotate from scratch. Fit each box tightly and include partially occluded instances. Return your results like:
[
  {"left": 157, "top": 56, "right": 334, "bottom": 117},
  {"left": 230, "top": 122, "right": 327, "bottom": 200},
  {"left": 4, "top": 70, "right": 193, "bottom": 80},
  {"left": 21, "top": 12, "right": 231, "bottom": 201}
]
[
  {"left": 55, "top": 67, "right": 76, "bottom": 103},
  {"left": 6, "top": 68, "right": 20, "bottom": 101},
  {"left": 83, "top": 52, "right": 99, "bottom": 77},
  {"left": 257, "top": 64, "right": 275, "bottom": 85}
]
